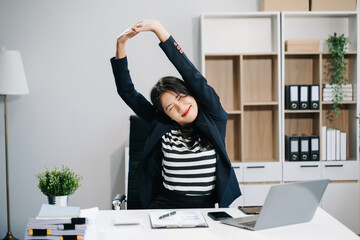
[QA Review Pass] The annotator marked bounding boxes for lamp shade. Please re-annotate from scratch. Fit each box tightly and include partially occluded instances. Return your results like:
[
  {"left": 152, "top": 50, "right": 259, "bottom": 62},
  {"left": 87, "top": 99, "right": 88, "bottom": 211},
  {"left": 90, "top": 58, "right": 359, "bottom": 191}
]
[{"left": 0, "top": 50, "right": 29, "bottom": 95}]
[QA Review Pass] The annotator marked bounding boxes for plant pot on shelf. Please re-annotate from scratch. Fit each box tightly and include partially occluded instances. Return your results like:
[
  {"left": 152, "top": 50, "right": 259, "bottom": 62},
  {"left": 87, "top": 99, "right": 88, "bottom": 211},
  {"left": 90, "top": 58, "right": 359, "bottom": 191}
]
[
  {"left": 36, "top": 165, "right": 82, "bottom": 206},
  {"left": 47, "top": 195, "right": 69, "bottom": 206}
]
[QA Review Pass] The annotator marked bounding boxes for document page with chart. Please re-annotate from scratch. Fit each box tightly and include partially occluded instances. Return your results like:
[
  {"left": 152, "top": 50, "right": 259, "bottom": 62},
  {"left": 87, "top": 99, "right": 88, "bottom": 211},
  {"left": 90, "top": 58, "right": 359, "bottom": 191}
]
[{"left": 149, "top": 211, "right": 208, "bottom": 228}]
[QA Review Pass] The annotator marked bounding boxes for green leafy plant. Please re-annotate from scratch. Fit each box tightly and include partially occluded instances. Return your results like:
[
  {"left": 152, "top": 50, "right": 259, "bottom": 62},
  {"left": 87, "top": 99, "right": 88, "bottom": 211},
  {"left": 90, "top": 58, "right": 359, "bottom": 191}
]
[
  {"left": 36, "top": 165, "right": 83, "bottom": 197},
  {"left": 326, "top": 33, "right": 350, "bottom": 116}
]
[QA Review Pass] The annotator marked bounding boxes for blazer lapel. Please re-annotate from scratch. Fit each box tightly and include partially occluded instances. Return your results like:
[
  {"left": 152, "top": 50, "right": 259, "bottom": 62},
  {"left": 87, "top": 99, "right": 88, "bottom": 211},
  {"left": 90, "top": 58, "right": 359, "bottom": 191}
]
[{"left": 195, "top": 111, "right": 231, "bottom": 167}]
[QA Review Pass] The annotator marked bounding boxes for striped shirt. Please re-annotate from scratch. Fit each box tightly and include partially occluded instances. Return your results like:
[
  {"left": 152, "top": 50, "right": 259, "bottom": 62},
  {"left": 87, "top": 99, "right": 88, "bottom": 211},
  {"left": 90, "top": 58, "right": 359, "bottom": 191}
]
[{"left": 161, "top": 129, "right": 216, "bottom": 196}]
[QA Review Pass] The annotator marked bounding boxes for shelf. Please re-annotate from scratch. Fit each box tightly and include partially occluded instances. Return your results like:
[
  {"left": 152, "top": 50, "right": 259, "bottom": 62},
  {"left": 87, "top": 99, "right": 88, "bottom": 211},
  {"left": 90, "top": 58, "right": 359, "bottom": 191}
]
[
  {"left": 225, "top": 114, "right": 241, "bottom": 162},
  {"left": 243, "top": 105, "right": 279, "bottom": 162},
  {"left": 321, "top": 52, "right": 357, "bottom": 55},
  {"left": 322, "top": 54, "right": 357, "bottom": 85},
  {"left": 205, "top": 52, "right": 278, "bottom": 56},
  {"left": 282, "top": 12, "right": 358, "bottom": 20},
  {"left": 205, "top": 55, "right": 241, "bottom": 110},
  {"left": 243, "top": 101, "right": 278, "bottom": 106},
  {"left": 201, "top": 13, "right": 280, "bottom": 54},
  {"left": 322, "top": 104, "right": 357, "bottom": 161},
  {"left": 285, "top": 52, "right": 321, "bottom": 55},
  {"left": 285, "top": 110, "right": 320, "bottom": 113},
  {"left": 285, "top": 52, "right": 357, "bottom": 56},
  {"left": 285, "top": 112, "right": 320, "bottom": 136},
  {"left": 242, "top": 55, "right": 279, "bottom": 103},
  {"left": 285, "top": 54, "right": 320, "bottom": 85},
  {"left": 322, "top": 101, "right": 356, "bottom": 105},
  {"left": 243, "top": 158, "right": 278, "bottom": 163},
  {"left": 227, "top": 110, "right": 242, "bottom": 114}
]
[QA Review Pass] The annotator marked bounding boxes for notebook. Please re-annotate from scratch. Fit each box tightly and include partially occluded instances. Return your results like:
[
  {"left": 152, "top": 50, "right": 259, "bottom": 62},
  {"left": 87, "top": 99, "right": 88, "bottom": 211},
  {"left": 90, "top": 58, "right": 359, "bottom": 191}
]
[
  {"left": 221, "top": 179, "right": 329, "bottom": 231},
  {"left": 149, "top": 211, "right": 208, "bottom": 228}
]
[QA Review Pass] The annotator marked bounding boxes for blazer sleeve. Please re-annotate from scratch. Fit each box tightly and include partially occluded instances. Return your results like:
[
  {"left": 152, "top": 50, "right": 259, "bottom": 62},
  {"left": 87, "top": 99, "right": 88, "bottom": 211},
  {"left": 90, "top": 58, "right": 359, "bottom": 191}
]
[
  {"left": 110, "top": 56, "right": 155, "bottom": 123},
  {"left": 159, "top": 36, "right": 227, "bottom": 120}
]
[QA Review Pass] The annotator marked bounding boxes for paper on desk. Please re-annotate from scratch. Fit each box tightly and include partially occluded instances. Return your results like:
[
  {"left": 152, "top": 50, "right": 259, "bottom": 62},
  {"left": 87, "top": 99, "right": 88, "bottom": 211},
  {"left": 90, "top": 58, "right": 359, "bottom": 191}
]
[
  {"left": 113, "top": 215, "right": 142, "bottom": 226},
  {"left": 149, "top": 211, "right": 208, "bottom": 228}
]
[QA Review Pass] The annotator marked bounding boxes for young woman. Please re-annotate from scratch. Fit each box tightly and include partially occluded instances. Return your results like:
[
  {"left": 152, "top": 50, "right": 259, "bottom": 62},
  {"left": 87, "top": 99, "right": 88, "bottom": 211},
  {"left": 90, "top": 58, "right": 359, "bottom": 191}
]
[{"left": 111, "top": 19, "right": 241, "bottom": 209}]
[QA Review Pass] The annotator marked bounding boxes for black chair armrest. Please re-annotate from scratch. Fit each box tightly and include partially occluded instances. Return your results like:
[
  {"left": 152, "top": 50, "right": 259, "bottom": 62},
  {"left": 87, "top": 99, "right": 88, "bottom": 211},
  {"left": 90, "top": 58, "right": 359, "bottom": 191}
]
[{"left": 112, "top": 194, "right": 127, "bottom": 210}]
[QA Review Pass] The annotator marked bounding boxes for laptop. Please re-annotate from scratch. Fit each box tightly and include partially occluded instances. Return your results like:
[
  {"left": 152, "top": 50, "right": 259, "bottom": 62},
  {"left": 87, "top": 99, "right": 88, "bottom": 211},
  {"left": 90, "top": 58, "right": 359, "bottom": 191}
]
[{"left": 221, "top": 179, "right": 329, "bottom": 231}]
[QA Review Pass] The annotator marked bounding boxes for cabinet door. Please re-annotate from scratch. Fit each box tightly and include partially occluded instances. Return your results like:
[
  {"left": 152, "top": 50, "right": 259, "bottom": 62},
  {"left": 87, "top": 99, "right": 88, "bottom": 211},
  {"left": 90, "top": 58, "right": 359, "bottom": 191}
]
[
  {"left": 321, "top": 161, "right": 359, "bottom": 181},
  {"left": 321, "top": 182, "right": 360, "bottom": 234},
  {"left": 283, "top": 162, "right": 321, "bottom": 181},
  {"left": 243, "top": 162, "right": 282, "bottom": 182}
]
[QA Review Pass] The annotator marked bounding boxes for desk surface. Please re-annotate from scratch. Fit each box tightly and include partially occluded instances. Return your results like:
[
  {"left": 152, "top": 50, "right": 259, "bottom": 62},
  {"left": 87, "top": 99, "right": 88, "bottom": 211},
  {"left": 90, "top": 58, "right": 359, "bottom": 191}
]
[{"left": 91, "top": 207, "right": 359, "bottom": 240}]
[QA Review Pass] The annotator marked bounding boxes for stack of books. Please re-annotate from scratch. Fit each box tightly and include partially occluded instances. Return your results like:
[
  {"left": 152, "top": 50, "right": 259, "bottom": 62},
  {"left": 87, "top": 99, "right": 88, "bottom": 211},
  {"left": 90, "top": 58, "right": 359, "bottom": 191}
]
[
  {"left": 323, "top": 84, "right": 353, "bottom": 102},
  {"left": 321, "top": 126, "right": 347, "bottom": 161},
  {"left": 25, "top": 204, "right": 92, "bottom": 240}
]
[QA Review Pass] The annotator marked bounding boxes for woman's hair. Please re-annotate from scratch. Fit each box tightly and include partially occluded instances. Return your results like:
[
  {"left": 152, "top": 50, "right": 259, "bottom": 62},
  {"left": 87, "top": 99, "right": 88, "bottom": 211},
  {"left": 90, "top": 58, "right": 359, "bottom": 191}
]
[
  {"left": 150, "top": 76, "right": 213, "bottom": 150},
  {"left": 150, "top": 76, "right": 191, "bottom": 113}
]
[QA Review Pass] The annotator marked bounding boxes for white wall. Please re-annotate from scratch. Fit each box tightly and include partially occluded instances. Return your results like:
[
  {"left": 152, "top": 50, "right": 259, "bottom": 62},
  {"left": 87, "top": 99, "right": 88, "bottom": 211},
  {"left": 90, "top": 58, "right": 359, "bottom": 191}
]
[{"left": 0, "top": 0, "right": 257, "bottom": 238}]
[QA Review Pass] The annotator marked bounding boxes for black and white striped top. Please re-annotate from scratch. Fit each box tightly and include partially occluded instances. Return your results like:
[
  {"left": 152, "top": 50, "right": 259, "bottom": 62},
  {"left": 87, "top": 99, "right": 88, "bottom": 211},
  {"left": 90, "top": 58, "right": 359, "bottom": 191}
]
[{"left": 161, "top": 129, "right": 216, "bottom": 196}]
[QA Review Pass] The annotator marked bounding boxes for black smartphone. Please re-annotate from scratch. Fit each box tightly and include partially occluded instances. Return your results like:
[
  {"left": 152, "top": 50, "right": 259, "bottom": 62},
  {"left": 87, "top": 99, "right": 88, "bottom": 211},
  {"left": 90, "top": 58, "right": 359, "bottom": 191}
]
[
  {"left": 238, "top": 206, "right": 262, "bottom": 215},
  {"left": 207, "top": 211, "right": 232, "bottom": 221}
]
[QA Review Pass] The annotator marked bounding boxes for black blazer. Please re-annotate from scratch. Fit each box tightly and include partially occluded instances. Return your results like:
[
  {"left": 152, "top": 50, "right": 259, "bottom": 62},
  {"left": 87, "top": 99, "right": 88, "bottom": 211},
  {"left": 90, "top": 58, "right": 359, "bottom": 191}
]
[{"left": 110, "top": 36, "right": 241, "bottom": 208}]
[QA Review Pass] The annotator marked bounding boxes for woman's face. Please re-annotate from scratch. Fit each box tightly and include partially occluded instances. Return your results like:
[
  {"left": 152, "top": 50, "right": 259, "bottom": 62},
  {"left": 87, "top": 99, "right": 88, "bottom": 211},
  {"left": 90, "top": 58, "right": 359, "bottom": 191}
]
[{"left": 160, "top": 90, "right": 198, "bottom": 126}]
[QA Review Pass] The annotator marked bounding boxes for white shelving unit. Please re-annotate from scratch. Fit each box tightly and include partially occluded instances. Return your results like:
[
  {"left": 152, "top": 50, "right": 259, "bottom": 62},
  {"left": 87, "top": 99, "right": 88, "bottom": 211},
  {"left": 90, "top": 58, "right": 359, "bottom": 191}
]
[
  {"left": 281, "top": 11, "right": 359, "bottom": 234},
  {"left": 201, "top": 11, "right": 359, "bottom": 234},
  {"left": 201, "top": 12, "right": 282, "bottom": 208}
]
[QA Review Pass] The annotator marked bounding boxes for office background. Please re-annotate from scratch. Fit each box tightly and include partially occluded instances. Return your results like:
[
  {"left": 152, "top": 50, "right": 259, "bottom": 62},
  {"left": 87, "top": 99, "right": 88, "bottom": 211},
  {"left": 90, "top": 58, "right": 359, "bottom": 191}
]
[{"left": 0, "top": 0, "right": 259, "bottom": 238}]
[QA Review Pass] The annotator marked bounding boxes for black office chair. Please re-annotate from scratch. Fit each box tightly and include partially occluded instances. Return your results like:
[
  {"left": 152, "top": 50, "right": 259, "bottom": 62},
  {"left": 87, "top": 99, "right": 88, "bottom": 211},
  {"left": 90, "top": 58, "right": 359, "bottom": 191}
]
[{"left": 112, "top": 115, "right": 151, "bottom": 210}]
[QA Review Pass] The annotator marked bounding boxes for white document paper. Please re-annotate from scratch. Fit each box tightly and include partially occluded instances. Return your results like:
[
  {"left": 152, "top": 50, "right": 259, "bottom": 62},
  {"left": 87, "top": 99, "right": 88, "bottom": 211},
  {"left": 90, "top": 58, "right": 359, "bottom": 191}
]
[
  {"left": 335, "top": 130, "right": 341, "bottom": 161},
  {"left": 321, "top": 126, "right": 327, "bottom": 161},
  {"left": 326, "top": 129, "right": 332, "bottom": 161},
  {"left": 149, "top": 211, "right": 208, "bottom": 228},
  {"left": 340, "top": 132, "right": 347, "bottom": 161}
]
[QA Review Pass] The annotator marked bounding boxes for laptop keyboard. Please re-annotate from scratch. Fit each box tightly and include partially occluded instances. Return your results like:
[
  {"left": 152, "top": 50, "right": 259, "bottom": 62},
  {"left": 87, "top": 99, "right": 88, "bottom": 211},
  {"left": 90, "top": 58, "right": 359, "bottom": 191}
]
[{"left": 239, "top": 221, "right": 257, "bottom": 228}]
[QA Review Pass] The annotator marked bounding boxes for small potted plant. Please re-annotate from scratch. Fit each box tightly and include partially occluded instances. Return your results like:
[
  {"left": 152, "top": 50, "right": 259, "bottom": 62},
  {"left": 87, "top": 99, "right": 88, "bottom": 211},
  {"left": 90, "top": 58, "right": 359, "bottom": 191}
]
[
  {"left": 326, "top": 32, "right": 350, "bottom": 116},
  {"left": 36, "top": 165, "right": 83, "bottom": 206}
]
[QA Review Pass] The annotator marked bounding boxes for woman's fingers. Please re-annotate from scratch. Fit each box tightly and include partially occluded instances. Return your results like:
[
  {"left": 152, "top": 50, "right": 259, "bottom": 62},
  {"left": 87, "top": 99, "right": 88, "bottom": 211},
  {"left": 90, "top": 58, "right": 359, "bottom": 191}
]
[{"left": 117, "top": 27, "right": 138, "bottom": 43}]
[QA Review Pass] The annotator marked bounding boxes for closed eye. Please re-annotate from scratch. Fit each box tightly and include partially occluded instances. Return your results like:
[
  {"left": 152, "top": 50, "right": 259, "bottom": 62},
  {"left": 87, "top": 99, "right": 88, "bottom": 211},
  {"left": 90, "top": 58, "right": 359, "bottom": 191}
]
[{"left": 166, "top": 104, "right": 174, "bottom": 112}]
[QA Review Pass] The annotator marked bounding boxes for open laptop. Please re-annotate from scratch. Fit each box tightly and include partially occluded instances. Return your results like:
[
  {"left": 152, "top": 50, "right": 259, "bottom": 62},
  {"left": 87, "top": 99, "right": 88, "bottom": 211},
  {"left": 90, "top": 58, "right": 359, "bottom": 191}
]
[{"left": 221, "top": 179, "right": 329, "bottom": 230}]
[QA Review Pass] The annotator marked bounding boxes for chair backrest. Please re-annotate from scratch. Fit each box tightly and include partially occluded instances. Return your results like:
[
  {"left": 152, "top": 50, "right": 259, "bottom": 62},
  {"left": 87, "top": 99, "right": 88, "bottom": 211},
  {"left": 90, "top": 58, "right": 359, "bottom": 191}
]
[{"left": 127, "top": 115, "right": 151, "bottom": 209}]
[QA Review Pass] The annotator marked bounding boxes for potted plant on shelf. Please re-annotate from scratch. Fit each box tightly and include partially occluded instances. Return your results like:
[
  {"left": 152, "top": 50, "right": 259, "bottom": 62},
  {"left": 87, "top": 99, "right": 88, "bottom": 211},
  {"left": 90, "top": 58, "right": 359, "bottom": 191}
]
[
  {"left": 36, "top": 165, "right": 83, "bottom": 206},
  {"left": 326, "top": 32, "right": 350, "bottom": 116}
]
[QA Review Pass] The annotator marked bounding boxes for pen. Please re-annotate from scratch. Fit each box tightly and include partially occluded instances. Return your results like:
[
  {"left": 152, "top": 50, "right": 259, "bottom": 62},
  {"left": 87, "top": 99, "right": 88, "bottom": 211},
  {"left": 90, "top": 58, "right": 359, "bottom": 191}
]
[{"left": 159, "top": 211, "right": 176, "bottom": 219}]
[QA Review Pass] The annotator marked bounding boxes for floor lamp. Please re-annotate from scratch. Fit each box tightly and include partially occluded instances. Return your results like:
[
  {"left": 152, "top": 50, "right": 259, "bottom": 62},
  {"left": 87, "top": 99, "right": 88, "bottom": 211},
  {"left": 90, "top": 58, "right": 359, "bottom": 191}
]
[{"left": 0, "top": 50, "right": 29, "bottom": 240}]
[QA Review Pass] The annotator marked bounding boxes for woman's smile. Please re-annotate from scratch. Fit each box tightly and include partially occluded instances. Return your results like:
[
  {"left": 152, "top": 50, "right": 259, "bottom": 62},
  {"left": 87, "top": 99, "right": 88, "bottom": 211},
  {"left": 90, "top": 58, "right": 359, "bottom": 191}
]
[{"left": 182, "top": 105, "right": 191, "bottom": 117}]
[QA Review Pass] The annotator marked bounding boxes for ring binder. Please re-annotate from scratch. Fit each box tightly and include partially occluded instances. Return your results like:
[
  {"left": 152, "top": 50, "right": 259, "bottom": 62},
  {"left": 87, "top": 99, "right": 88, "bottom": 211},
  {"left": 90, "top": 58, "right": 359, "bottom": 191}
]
[
  {"left": 300, "top": 135, "right": 310, "bottom": 161},
  {"left": 310, "top": 85, "right": 319, "bottom": 110},
  {"left": 310, "top": 135, "right": 319, "bottom": 161},
  {"left": 299, "top": 85, "right": 309, "bottom": 109},
  {"left": 285, "top": 135, "right": 300, "bottom": 161},
  {"left": 285, "top": 85, "right": 299, "bottom": 110}
]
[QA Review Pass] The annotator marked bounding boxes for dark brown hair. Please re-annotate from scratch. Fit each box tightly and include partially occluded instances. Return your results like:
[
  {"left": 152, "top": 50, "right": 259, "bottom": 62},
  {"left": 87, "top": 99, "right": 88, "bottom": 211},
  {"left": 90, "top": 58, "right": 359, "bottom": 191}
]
[{"left": 150, "top": 76, "right": 213, "bottom": 150}]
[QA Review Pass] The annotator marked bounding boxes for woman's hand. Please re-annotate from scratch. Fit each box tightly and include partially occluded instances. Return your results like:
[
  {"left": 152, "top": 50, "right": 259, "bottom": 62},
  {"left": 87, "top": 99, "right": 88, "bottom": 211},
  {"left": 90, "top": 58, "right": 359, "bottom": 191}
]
[
  {"left": 132, "top": 19, "right": 170, "bottom": 43},
  {"left": 115, "top": 26, "right": 138, "bottom": 59},
  {"left": 115, "top": 19, "right": 170, "bottom": 59},
  {"left": 131, "top": 19, "right": 160, "bottom": 33},
  {"left": 117, "top": 27, "right": 138, "bottom": 45}
]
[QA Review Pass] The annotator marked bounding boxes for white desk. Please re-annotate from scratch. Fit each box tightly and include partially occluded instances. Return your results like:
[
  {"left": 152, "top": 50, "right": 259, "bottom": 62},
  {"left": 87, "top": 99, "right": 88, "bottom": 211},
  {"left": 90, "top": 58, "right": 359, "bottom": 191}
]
[{"left": 91, "top": 207, "right": 359, "bottom": 240}]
